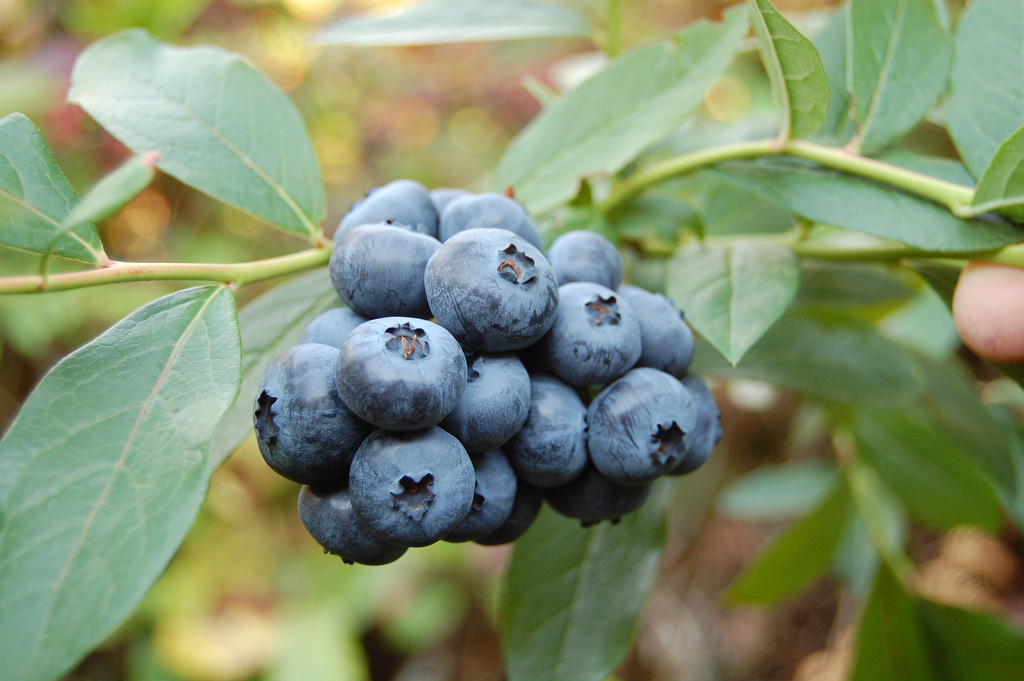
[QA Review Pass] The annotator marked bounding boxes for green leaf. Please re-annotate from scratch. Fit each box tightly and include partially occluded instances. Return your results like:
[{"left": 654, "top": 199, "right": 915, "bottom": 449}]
[
  {"left": 748, "top": 0, "right": 829, "bottom": 140},
  {"left": 210, "top": 268, "right": 340, "bottom": 466},
  {"left": 847, "top": 0, "right": 952, "bottom": 154},
  {"left": 844, "top": 458, "right": 911, "bottom": 577},
  {"left": 666, "top": 242, "right": 799, "bottom": 365},
  {"left": 67, "top": 29, "right": 324, "bottom": 240},
  {"left": 812, "top": 8, "right": 855, "bottom": 141},
  {"left": 794, "top": 261, "right": 915, "bottom": 310},
  {"left": 907, "top": 260, "right": 959, "bottom": 308},
  {"left": 725, "top": 477, "right": 850, "bottom": 605},
  {"left": 673, "top": 172, "right": 796, "bottom": 236},
  {"left": 502, "top": 489, "right": 667, "bottom": 681},
  {"left": 0, "top": 113, "right": 105, "bottom": 264},
  {"left": 915, "top": 599, "right": 1024, "bottom": 681},
  {"left": 970, "top": 125, "right": 1024, "bottom": 219},
  {"left": 314, "top": 0, "right": 591, "bottom": 46},
  {"left": 710, "top": 162, "right": 1022, "bottom": 252},
  {"left": 608, "top": 192, "right": 698, "bottom": 252},
  {"left": 849, "top": 562, "right": 935, "bottom": 681},
  {"left": 0, "top": 286, "right": 242, "bottom": 681},
  {"left": 852, "top": 409, "right": 1004, "bottom": 532},
  {"left": 690, "top": 311, "right": 922, "bottom": 405},
  {"left": 493, "top": 5, "right": 748, "bottom": 214},
  {"left": 715, "top": 460, "right": 838, "bottom": 521},
  {"left": 946, "top": 0, "right": 1024, "bottom": 179}
]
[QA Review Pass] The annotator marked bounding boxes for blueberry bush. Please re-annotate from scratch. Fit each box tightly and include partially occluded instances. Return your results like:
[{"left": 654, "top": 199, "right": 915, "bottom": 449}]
[{"left": 3, "top": 0, "right": 1024, "bottom": 680}]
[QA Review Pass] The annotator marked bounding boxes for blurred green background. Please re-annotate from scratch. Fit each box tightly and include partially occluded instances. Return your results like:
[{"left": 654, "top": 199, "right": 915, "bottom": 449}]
[{"left": 7, "top": 1, "right": 1019, "bottom": 680}]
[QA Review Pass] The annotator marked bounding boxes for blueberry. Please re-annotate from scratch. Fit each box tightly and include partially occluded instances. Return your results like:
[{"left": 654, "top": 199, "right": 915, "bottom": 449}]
[
  {"left": 539, "top": 281, "right": 642, "bottom": 387},
  {"left": 254, "top": 343, "right": 372, "bottom": 485},
  {"left": 444, "top": 449, "right": 518, "bottom": 543},
  {"left": 546, "top": 231, "right": 623, "bottom": 289},
  {"left": 429, "top": 187, "right": 473, "bottom": 215},
  {"left": 301, "top": 307, "right": 368, "bottom": 348},
  {"left": 336, "top": 179, "right": 439, "bottom": 240},
  {"left": 298, "top": 483, "right": 408, "bottom": 565},
  {"left": 669, "top": 375, "right": 723, "bottom": 476},
  {"left": 617, "top": 284, "right": 694, "bottom": 378},
  {"left": 349, "top": 427, "right": 475, "bottom": 547},
  {"left": 425, "top": 228, "right": 559, "bottom": 352},
  {"left": 587, "top": 367, "right": 697, "bottom": 485},
  {"left": 440, "top": 352, "right": 530, "bottom": 452},
  {"left": 546, "top": 465, "right": 652, "bottom": 527},
  {"left": 439, "top": 193, "right": 543, "bottom": 248},
  {"left": 474, "top": 480, "right": 545, "bottom": 546},
  {"left": 329, "top": 223, "right": 441, "bottom": 319},
  {"left": 504, "top": 374, "right": 588, "bottom": 487},
  {"left": 336, "top": 317, "right": 467, "bottom": 431}
]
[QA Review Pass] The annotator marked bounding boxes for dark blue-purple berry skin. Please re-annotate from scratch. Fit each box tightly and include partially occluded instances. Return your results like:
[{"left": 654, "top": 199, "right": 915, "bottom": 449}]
[
  {"left": 349, "top": 427, "right": 475, "bottom": 547},
  {"left": 425, "top": 228, "right": 559, "bottom": 352},
  {"left": 474, "top": 481, "right": 545, "bottom": 546},
  {"left": 254, "top": 343, "right": 372, "bottom": 485},
  {"left": 336, "top": 179, "right": 438, "bottom": 240},
  {"left": 504, "top": 375, "right": 588, "bottom": 487},
  {"left": 587, "top": 368, "right": 697, "bottom": 486},
  {"left": 546, "top": 465, "right": 652, "bottom": 527},
  {"left": 301, "top": 307, "right": 368, "bottom": 348},
  {"left": 440, "top": 352, "right": 530, "bottom": 452},
  {"left": 430, "top": 187, "right": 472, "bottom": 215},
  {"left": 439, "top": 193, "right": 542, "bottom": 249},
  {"left": 669, "top": 375, "right": 722, "bottom": 476},
  {"left": 617, "top": 284, "right": 694, "bottom": 378},
  {"left": 546, "top": 231, "right": 623, "bottom": 289},
  {"left": 336, "top": 317, "right": 467, "bottom": 431},
  {"left": 444, "top": 449, "right": 518, "bottom": 543},
  {"left": 298, "top": 483, "right": 408, "bottom": 565},
  {"left": 539, "top": 282, "right": 642, "bottom": 387},
  {"left": 329, "top": 223, "right": 441, "bottom": 319}
]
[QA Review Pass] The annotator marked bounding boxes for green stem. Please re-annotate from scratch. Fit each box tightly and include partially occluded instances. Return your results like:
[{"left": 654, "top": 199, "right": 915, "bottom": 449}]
[
  {"left": 605, "top": 0, "right": 621, "bottom": 58},
  {"left": 597, "top": 138, "right": 977, "bottom": 215},
  {"left": 0, "top": 244, "right": 332, "bottom": 295}
]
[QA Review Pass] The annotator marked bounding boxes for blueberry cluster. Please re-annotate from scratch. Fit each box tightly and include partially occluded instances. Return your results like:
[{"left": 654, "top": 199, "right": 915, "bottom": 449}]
[{"left": 253, "top": 179, "right": 722, "bottom": 566}]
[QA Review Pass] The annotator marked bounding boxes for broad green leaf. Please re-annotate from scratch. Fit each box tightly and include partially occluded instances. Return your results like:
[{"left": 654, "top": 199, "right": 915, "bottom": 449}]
[
  {"left": 502, "top": 488, "right": 667, "bottom": 681},
  {"left": 878, "top": 287, "right": 958, "bottom": 361},
  {"left": 666, "top": 242, "right": 798, "bottom": 365},
  {"left": 877, "top": 150, "right": 976, "bottom": 187},
  {"left": 0, "top": 113, "right": 105, "bottom": 264},
  {"left": 314, "top": 0, "right": 591, "bottom": 46},
  {"left": 847, "top": 0, "right": 952, "bottom": 154},
  {"left": 673, "top": 172, "right": 796, "bottom": 236},
  {"left": 0, "top": 286, "right": 242, "bottom": 681},
  {"left": 915, "top": 599, "right": 1024, "bottom": 681},
  {"left": 748, "top": 0, "right": 829, "bottom": 140},
  {"left": 210, "top": 268, "right": 340, "bottom": 466},
  {"left": 849, "top": 563, "right": 935, "bottom": 681},
  {"left": 725, "top": 477, "right": 850, "bottom": 605},
  {"left": 690, "top": 311, "right": 922, "bottom": 405},
  {"left": 970, "top": 125, "right": 1024, "bottom": 219},
  {"left": 946, "top": 0, "right": 1024, "bottom": 179},
  {"left": 794, "top": 261, "right": 915, "bottom": 310},
  {"left": 715, "top": 460, "right": 837, "bottom": 521},
  {"left": 908, "top": 260, "right": 959, "bottom": 308},
  {"left": 852, "top": 409, "right": 1003, "bottom": 532},
  {"left": 68, "top": 29, "right": 324, "bottom": 240},
  {"left": 812, "top": 8, "right": 855, "bottom": 141},
  {"left": 710, "top": 162, "right": 1023, "bottom": 252},
  {"left": 493, "top": 6, "right": 748, "bottom": 214},
  {"left": 608, "top": 193, "right": 698, "bottom": 252},
  {"left": 844, "top": 458, "right": 911, "bottom": 577}
]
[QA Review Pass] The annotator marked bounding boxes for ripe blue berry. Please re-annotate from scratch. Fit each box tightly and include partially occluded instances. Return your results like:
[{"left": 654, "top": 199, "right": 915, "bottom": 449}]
[
  {"left": 504, "top": 374, "right": 588, "bottom": 487},
  {"left": 301, "top": 307, "right": 368, "bottom": 348},
  {"left": 546, "top": 230, "right": 623, "bottom": 289},
  {"left": 298, "top": 483, "right": 408, "bottom": 565},
  {"left": 329, "top": 223, "right": 440, "bottom": 319},
  {"left": 337, "top": 179, "right": 438, "bottom": 240},
  {"left": 349, "top": 427, "right": 476, "bottom": 547},
  {"left": 425, "top": 228, "right": 559, "bottom": 352},
  {"left": 254, "top": 343, "right": 372, "bottom": 485},
  {"left": 474, "top": 480, "right": 545, "bottom": 546},
  {"left": 669, "top": 375, "right": 722, "bottom": 476},
  {"left": 617, "top": 284, "right": 694, "bottom": 378},
  {"left": 539, "top": 282, "right": 642, "bottom": 386},
  {"left": 429, "top": 187, "right": 472, "bottom": 215},
  {"left": 336, "top": 318, "right": 467, "bottom": 431},
  {"left": 439, "top": 193, "right": 542, "bottom": 248},
  {"left": 440, "top": 352, "right": 530, "bottom": 452},
  {"left": 546, "top": 465, "right": 652, "bottom": 527},
  {"left": 444, "top": 449, "right": 518, "bottom": 543}
]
